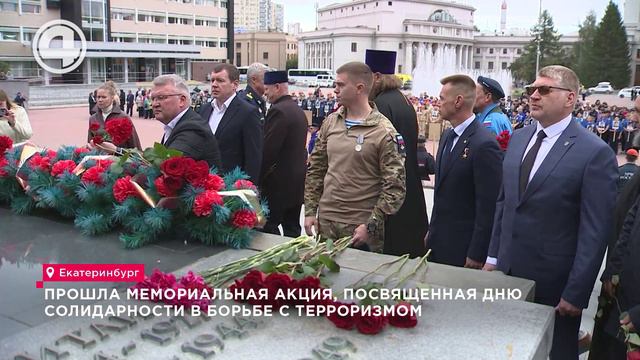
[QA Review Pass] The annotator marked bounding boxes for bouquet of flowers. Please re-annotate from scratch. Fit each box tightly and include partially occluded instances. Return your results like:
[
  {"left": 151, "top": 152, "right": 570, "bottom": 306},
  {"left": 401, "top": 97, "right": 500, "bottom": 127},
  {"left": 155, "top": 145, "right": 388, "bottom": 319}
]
[
  {"left": 89, "top": 117, "right": 134, "bottom": 146},
  {"left": 0, "top": 135, "right": 268, "bottom": 250}
]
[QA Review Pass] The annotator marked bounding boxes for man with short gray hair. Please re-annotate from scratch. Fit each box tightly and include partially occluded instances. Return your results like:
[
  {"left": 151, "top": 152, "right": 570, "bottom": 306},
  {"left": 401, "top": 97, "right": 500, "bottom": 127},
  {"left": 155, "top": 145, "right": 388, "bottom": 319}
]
[
  {"left": 151, "top": 74, "right": 222, "bottom": 168},
  {"left": 93, "top": 74, "right": 222, "bottom": 168},
  {"left": 237, "top": 62, "right": 268, "bottom": 120}
]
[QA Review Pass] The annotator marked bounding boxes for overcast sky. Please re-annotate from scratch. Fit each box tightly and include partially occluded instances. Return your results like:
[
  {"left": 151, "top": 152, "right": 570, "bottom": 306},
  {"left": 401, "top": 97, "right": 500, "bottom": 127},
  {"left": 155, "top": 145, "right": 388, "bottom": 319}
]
[{"left": 281, "top": 0, "right": 627, "bottom": 35}]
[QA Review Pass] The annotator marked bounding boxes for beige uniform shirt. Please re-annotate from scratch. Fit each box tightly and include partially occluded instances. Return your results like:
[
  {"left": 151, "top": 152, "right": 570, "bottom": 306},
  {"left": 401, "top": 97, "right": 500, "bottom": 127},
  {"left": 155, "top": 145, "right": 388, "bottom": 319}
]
[{"left": 304, "top": 104, "right": 406, "bottom": 226}]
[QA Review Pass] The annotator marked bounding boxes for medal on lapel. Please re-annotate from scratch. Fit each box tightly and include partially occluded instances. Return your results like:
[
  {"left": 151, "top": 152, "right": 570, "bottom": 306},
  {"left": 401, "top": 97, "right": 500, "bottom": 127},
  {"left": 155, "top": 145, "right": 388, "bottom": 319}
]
[
  {"left": 462, "top": 140, "right": 469, "bottom": 159},
  {"left": 355, "top": 134, "right": 364, "bottom": 152}
]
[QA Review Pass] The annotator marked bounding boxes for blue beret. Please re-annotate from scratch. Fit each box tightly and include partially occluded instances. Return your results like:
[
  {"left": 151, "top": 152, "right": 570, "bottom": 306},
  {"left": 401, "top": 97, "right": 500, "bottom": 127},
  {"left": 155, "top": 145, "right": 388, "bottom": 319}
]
[
  {"left": 264, "top": 70, "right": 288, "bottom": 85},
  {"left": 365, "top": 49, "right": 396, "bottom": 75},
  {"left": 478, "top": 76, "right": 505, "bottom": 99}
]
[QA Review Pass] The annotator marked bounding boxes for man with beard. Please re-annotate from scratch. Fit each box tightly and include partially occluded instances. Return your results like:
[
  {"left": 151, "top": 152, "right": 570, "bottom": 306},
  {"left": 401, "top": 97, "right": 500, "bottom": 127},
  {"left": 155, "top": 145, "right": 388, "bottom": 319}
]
[{"left": 365, "top": 49, "right": 428, "bottom": 258}]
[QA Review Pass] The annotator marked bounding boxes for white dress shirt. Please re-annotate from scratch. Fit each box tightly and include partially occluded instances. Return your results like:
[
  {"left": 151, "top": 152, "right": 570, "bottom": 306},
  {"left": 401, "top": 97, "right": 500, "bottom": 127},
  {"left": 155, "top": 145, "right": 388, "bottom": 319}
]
[
  {"left": 486, "top": 114, "right": 573, "bottom": 266},
  {"left": 450, "top": 114, "right": 476, "bottom": 150},
  {"left": 163, "top": 107, "right": 189, "bottom": 144},
  {"left": 208, "top": 93, "right": 236, "bottom": 135},
  {"left": 521, "top": 114, "right": 572, "bottom": 183}
]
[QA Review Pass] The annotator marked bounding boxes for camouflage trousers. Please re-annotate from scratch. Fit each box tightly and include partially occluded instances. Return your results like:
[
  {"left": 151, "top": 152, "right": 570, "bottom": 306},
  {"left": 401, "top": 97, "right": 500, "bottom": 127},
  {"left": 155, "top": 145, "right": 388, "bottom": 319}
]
[{"left": 318, "top": 218, "right": 384, "bottom": 253}]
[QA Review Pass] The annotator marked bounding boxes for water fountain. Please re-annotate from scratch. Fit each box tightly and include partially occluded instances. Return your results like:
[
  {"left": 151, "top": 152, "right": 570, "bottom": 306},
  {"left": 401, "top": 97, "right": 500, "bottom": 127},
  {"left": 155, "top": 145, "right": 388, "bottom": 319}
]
[{"left": 411, "top": 42, "right": 513, "bottom": 98}]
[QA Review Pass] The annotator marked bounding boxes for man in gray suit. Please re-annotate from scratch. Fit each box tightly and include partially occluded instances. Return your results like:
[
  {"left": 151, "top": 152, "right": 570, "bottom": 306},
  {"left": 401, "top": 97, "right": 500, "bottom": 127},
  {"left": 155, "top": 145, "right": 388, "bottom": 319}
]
[{"left": 484, "top": 65, "right": 618, "bottom": 359}]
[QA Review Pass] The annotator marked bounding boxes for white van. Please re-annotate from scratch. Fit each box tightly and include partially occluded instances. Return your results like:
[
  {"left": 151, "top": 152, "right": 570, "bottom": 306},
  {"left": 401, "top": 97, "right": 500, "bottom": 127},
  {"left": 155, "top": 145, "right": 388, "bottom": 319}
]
[{"left": 315, "top": 74, "right": 334, "bottom": 88}]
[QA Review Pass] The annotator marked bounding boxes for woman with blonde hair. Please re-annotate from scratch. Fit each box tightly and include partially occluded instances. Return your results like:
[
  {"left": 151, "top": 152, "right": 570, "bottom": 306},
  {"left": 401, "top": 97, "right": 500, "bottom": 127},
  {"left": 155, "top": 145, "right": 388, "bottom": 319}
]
[
  {"left": 88, "top": 82, "right": 141, "bottom": 150},
  {"left": 0, "top": 89, "right": 32, "bottom": 142}
]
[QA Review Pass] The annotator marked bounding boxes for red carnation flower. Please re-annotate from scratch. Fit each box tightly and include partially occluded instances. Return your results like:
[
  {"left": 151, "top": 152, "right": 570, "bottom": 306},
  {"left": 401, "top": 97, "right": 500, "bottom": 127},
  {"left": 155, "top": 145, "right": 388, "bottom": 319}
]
[
  {"left": 231, "top": 209, "right": 257, "bottom": 228},
  {"left": 0, "top": 156, "right": 8, "bottom": 177},
  {"left": 234, "top": 179, "right": 256, "bottom": 190},
  {"left": 160, "top": 157, "right": 190, "bottom": 178},
  {"left": 51, "top": 160, "right": 77, "bottom": 177},
  {"left": 327, "top": 301, "right": 358, "bottom": 330},
  {"left": 89, "top": 122, "right": 101, "bottom": 132},
  {"left": 81, "top": 166, "right": 105, "bottom": 185},
  {"left": 47, "top": 150, "right": 57, "bottom": 159},
  {"left": 113, "top": 176, "right": 139, "bottom": 203},
  {"left": 105, "top": 118, "right": 134, "bottom": 146},
  {"left": 92, "top": 135, "right": 104, "bottom": 145},
  {"left": 184, "top": 160, "right": 209, "bottom": 186},
  {"left": 0, "top": 136, "right": 13, "bottom": 153},
  {"left": 73, "top": 147, "right": 90, "bottom": 157},
  {"left": 95, "top": 159, "right": 114, "bottom": 169},
  {"left": 193, "top": 190, "right": 223, "bottom": 217},
  {"left": 28, "top": 154, "right": 51, "bottom": 172},
  {"left": 204, "top": 174, "right": 225, "bottom": 191},
  {"left": 388, "top": 301, "right": 418, "bottom": 328},
  {"left": 154, "top": 176, "right": 175, "bottom": 197}
]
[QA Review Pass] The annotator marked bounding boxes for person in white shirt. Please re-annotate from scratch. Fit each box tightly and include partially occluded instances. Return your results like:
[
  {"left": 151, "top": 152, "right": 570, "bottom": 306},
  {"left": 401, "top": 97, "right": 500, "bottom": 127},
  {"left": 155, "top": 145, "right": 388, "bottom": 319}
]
[
  {"left": 484, "top": 65, "right": 618, "bottom": 360},
  {"left": 197, "top": 64, "right": 262, "bottom": 182}
]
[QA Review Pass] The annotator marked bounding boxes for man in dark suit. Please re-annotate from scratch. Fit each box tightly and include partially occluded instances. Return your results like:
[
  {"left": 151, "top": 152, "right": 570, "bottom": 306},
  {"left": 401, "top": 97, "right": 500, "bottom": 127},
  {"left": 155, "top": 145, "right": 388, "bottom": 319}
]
[
  {"left": 365, "top": 49, "right": 428, "bottom": 258},
  {"left": 199, "top": 63, "right": 263, "bottom": 181},
  {"left": 126, "top": 90, "right": 135, "bottom": 117},
  {"left": 427, "top": 74, "right": 503, "bottom": 268},
  {"left": 485, "top": 65, "right": 618, "bottom": 359},
  {"left": 94, "top": 75, "right": 222, "bottom": 169},
  {"left": 260, "top": 70, "right": 308, "bottom": 237}
]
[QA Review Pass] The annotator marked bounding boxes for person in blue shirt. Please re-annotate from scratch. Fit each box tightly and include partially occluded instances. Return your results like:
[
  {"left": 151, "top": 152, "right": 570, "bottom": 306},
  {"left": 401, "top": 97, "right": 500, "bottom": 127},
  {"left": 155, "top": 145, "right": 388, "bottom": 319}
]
[
  {"left": 621, "top": 116, "right": 636, "bottom": 151},
  {"left": 473, "top": 76, "right": 513, "bottom": 136}
]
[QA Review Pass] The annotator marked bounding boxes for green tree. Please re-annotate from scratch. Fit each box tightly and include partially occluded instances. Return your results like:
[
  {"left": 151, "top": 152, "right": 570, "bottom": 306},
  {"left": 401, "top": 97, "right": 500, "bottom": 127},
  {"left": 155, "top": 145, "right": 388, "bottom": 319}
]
[
  {"left": 0, "top": 61, "right": 9, "bottom": 74},
  {"left": 286, "top": 56, "right": 298, "bottom": 70},
  {"left": 573, "top": 11, "right": 599, "bottom": 86},
  {"left": 590, "top": 1, "right": 630, "bottom": 88},
  {"left": 510, "top": 10, "right": 568, "bottom": 83}
]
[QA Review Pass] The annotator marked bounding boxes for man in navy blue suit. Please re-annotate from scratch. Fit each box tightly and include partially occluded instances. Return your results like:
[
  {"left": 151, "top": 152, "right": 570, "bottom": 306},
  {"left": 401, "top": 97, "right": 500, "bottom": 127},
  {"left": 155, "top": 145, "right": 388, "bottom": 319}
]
[
  {"left": 426, "top": 74, "right": 503, "bottom": 268},
  {"left": 484, "top": 65, "right": 618, "bottom": 359}
]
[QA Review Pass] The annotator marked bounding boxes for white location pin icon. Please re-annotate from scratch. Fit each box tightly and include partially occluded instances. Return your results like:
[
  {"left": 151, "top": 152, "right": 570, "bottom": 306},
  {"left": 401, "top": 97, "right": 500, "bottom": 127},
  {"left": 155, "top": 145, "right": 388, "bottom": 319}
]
[{"left": 46, "top": 267, "right": 54, "bottom": 279}]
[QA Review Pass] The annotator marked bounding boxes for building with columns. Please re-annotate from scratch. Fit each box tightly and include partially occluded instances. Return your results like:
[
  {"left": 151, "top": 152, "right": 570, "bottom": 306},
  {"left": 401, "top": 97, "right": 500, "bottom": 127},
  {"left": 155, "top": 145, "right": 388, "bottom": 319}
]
[
  {"left": 298, "top": 0, "right": 639, "bottom": 86},
  {"left": 625, "top": 0, "right": 640, "bottom": 85},
  {"left": 299, "top": 0, "right": 476, "bottom": 74}
]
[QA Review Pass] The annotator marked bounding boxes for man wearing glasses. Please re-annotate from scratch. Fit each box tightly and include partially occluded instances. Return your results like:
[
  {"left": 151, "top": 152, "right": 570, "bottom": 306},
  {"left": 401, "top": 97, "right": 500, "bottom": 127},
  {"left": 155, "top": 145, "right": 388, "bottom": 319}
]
[
  {"left": 95, "top": 74, "right": 222, "bottom": 169},
  {"left": 484, "top": 65, "right": 618, "bottom": 359}
]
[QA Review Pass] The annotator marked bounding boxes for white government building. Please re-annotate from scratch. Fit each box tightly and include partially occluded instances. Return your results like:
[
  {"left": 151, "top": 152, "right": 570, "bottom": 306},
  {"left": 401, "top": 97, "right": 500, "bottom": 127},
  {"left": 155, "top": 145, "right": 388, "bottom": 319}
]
[{"left": 297, "top": 0, "right": 639, "bottom": 86}]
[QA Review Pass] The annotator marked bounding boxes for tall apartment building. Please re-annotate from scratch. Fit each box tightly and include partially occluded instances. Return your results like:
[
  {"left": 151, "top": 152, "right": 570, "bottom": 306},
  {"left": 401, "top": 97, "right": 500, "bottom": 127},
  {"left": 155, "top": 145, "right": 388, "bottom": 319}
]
[
  {"left": 0, "top": 0, "right": 234, "bottom": 84},
  {"left": 234, "top": 0, "right": 282, "bottom": 32}
]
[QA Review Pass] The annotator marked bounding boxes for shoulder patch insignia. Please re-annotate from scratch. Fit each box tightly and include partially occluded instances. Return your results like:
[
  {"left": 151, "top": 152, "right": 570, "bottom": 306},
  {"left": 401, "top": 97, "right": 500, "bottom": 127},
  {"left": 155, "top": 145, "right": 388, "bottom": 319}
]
[{"left": 395, "top": 134, "right": 406, "bottom": 156}]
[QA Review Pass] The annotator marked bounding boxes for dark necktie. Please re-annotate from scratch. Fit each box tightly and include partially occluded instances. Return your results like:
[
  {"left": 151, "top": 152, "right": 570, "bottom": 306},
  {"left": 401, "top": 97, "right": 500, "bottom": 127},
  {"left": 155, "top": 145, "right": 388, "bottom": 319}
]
[
  {"left": 441, "top": 129, "right": 458, "bottom": 169},
  {"left": 520, "top": 130, "right": 547, "bottom": 196}
]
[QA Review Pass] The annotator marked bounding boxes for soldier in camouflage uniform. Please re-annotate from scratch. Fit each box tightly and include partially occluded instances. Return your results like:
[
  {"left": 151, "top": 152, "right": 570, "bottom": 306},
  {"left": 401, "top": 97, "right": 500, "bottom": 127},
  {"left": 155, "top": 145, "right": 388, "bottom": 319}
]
[{"left": 304, "top": 61, "right": 406, "bottom": 253}]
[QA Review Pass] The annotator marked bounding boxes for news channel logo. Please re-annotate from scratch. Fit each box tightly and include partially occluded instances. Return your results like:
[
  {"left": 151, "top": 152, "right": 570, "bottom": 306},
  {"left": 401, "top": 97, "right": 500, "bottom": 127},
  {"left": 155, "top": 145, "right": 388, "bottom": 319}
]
[{"left": 32, "top": 20, "right": 87, "bottom": 75}]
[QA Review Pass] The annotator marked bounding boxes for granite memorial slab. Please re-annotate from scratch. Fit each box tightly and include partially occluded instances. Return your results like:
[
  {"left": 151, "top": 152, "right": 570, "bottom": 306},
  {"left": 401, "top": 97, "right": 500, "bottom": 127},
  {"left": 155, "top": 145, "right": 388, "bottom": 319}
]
[{"left": 0, "top": 244, "right": 554, "bottom": 359}]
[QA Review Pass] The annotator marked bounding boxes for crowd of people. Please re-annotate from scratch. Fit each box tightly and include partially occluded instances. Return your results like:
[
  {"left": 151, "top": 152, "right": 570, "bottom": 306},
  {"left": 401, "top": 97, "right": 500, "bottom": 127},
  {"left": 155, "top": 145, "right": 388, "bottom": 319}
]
[{"left": 2, "top": 48, "right": 640, "bottom": 359}]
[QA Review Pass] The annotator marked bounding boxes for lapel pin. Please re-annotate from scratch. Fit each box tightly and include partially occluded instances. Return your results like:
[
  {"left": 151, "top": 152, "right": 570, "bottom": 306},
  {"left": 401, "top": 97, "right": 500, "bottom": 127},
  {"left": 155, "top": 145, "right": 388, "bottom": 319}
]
[{"left": 564, "top": 141, "right": 569, "bottom": 146}]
